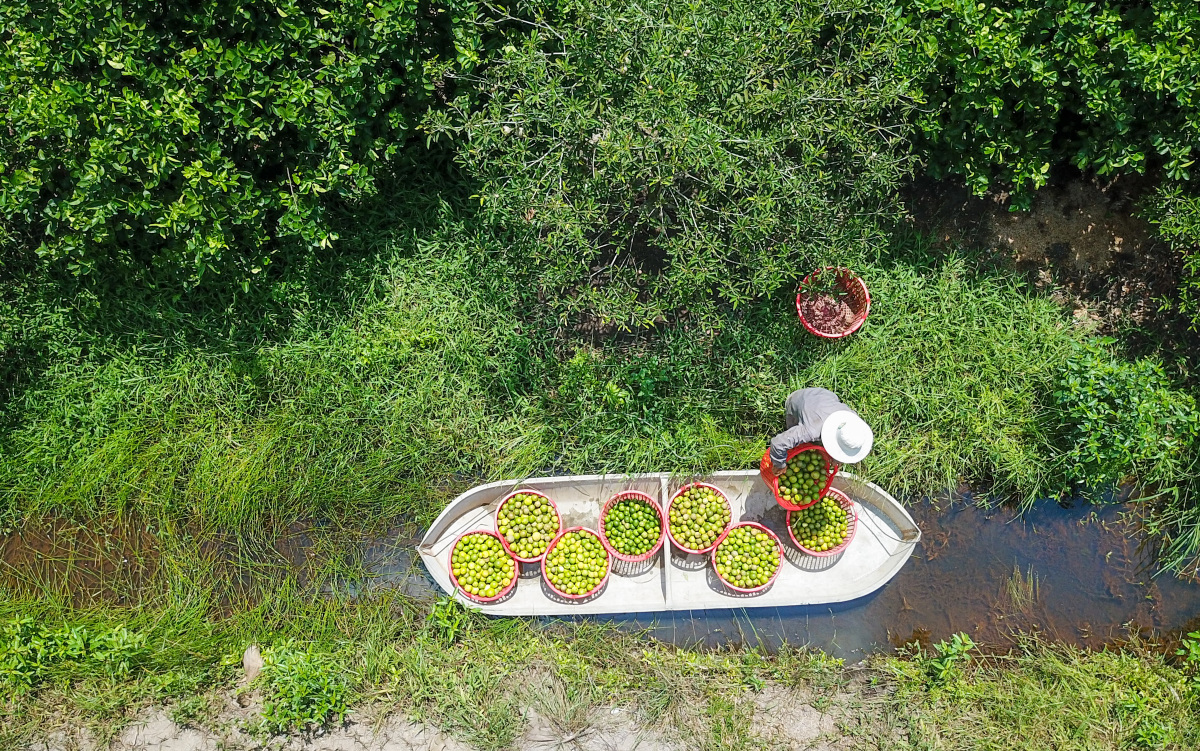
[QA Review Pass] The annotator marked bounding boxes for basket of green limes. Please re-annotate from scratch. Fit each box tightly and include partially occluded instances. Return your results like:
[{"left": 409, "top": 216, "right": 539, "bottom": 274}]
[
  {"left": 599, "top": 490, "right": 666, "bottom": 570},
  {"left": 542, "top": 527, "right": 611, "bottom": 600},
  {"left": 448, "top": 530, "right": 518, "bottom": 603},
  {"left": 495, "top": 489, "right": 562, "bottom": 563},
  {"left": 786, "top": 487, "right": 857, "bottom": 557},
  {"left": 667, "top": 482, "right": 732, "bottom": 555},
  {"left": 711, "top": 522, "right": 783, "bottom": 594},
  {"left": 760, "top": 443, "right": 838, "bottom": 511}
]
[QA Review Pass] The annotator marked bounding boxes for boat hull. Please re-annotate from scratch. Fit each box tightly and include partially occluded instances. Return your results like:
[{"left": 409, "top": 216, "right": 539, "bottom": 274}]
[{"left": 417, "top": 471, "right": 920, "bottom": 616}]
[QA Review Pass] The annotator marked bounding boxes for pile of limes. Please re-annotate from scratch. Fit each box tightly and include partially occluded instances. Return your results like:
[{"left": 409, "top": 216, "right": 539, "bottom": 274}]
[
  {"left": 603, "top": 498, "right": 662, "bottom": 557},
  {"left": 545, "top": 530, "right": 609, "bottom": 596},
  {"left": 713, "top": 525, "right": 780, "bottom": 590},
  {"left": 669, "top": 485, "right": 730, "bottom": 551},
  {"left": 790, "top": 494, "right": 851, "bottom": 552},
  {"left": 777, "top": 450, "right": 828, "bottom": 506},
  {"left": 451, "top": 533, "right": 516, "bottom": 599},
  {"left": 497, "top": 492, "right": 560, "bottom": 559}
]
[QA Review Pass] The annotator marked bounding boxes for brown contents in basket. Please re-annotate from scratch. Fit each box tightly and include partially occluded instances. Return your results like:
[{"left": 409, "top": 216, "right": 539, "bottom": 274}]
[{"left": 801, "top": 294, "right": 857, "bottom": 333}]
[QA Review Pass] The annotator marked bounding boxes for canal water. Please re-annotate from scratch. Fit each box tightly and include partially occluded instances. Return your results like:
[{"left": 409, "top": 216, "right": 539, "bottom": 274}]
[{"left": 5, "top": 494, "right": 1200, "bottom": 660}]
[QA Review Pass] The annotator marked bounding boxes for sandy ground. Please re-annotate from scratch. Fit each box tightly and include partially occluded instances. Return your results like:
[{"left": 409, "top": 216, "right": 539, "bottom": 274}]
[
  {"left": 21, "top": 687, "right": 856, "bottom": 751},
  {"left": 903, "top": 174, "right": 1183, "bottom": 332}
]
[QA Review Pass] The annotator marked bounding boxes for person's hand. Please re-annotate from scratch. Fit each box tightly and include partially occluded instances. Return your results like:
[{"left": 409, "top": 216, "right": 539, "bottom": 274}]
[{"left": 770, "top": 463, "right": 787, "bottom": 477}]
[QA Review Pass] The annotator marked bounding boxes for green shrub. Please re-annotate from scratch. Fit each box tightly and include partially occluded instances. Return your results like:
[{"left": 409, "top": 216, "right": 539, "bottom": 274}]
[
  {"left": 899, "top": 0, "right": 1200, "bottom": 206},
  {"left": 1054, "top": 338, "right": 1199, "bottom": 493},
  {"left": 0, "top": 0, "right": 498, "bottom": 284},
  {"left": 428, "top": 0, "right": 918, "bottom": 324},
  {"left": 257, "top": 640, "right": 350, "bottom": 732},
  {"left": 0, "top": 617, "right": 148, "bottom": 695},
  {"left": 1143, "top": 185, "right": 1200, "bottom": 330}
]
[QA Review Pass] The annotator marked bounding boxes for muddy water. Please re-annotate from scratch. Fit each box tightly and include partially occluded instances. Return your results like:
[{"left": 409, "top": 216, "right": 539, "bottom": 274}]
[
  {"left": 592, "top": 496, "right": 1200, "bottom": 658},
  {"left": 6, "top": 496, "right": 1200, "bottom": 660}
]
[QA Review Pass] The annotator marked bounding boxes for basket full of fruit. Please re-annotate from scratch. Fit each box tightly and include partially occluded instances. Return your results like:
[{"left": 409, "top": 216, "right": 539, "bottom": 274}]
[
  {"left": 760, "top": 443, "right": 838, "bottom": 511},
  {"left": 494, "top": 489, "right": 562, "bottom": 563},
  {"left": 448, "top": 530, "right": 518, "bottom": 603},
  {"left": 542, "top": 527, "right": 611, "bottom": 600},
  {"left": 786, "top": 487, "right": 858, "bottom": 557},
  {"left": 599, "top": 490, "right": 666, "bottom": 565},
  {"left": 795, "top": 266, "right": 870, "bottom": 339},
  {"left": 711, "top": 522, "right": 783, "bottom": 594},
  {"left": 667, "top": 482, "right": 732, "bottom": 555}
]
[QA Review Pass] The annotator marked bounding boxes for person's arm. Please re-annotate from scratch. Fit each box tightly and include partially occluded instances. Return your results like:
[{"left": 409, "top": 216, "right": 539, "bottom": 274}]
[{"left": 768, "top": 423, "right": 821, "bottom": 469}]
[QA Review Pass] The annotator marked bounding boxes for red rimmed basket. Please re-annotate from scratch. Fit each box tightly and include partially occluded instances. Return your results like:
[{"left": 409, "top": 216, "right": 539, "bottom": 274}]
[
  {"left": 760, "top": 443, "right": 839, "bottom": 511},
  {"left": 786, "top": 487, "right": 858, "bottom": 557},
  {"left": 541, "top": 526, "right": 612, "bottom": 600},
  {"left": 710, "top": 521, "right": 784, "bottom": 594},
  {"left": 796, "top": 267, "right": 870, "bottom": 339},
  {"left": 447, "top": 530, "right": 519, "bottom": 604},
  {"left": 599, "top": 490, "right": 666, "bottom": 564},
  {"left": 666, "top": 482, "right": 732, "bottom": 555},
  {"left": 494, "top": 489, "right": 562, "bottom": 563}
]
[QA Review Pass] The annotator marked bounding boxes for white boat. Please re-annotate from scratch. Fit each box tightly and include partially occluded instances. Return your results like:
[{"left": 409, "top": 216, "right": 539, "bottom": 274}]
[{"left": 417, "top": 471, "right": 921, "bottom": 615}]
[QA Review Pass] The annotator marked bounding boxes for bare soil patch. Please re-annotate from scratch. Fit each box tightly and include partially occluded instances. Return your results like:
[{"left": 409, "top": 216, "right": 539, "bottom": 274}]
[{"left": 903, "top": 175, "right": 1187, "bottom": 337}]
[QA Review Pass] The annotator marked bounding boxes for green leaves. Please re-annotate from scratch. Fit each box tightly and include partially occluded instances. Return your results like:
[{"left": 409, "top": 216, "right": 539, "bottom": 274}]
[
  {"left": 439, "top": 0, "right": 919, "bottom": 325},
  {"left": 256, "top": 639, "right": 351, "bottom": 732},
  {"left": 899, "top": 0, "right": 1200, "bottom": 206},
  {"left": 1054, "top": 338, "right": 1199, "bottom": 493},
  {"left": 0, "top": 0, "right": 492, "bottom": 285},
  {"left": 0, "top": 617, "right": 148, "bottom": 695}
]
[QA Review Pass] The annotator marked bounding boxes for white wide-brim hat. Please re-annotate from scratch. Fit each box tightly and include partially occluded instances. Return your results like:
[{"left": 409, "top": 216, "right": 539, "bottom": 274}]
[{"left": 821, "top": 410, "right": 874, "bottom": 464}]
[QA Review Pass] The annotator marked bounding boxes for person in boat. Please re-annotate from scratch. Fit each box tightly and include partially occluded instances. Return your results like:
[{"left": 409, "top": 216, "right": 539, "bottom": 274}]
[{"left": 768, "top": 388, "right": 874, "bottom": 475}]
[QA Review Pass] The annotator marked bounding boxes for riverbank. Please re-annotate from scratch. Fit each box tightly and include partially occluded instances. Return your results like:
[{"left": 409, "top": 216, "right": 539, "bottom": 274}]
[{"left": 7, "top": 619, "right": 1198, "bottom": 751}]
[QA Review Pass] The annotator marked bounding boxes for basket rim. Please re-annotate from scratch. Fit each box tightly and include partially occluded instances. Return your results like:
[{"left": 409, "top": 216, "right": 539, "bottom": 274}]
[
  {"left": 599, "top": 490, "right": 666, "bottom": 563},
  {"left": 494, "top": 488, "right": 562, "bottom": 563},
  {"left": 541, "top": 526, "right": 612, "bottom": 600},
  {"left": 785, "top": 487, "right": 859, "bottom": 557},
  {"left": 795, "top": 266, "right": 871, "bottom": 339},
  {"left": 447, "top": 529, "right": 519, "bottom": 603},
  {"left": 666, "top": 481, "right": 733, "bottom": 555},
  {"left": 710, "top": 521, "right": 784, "bottom": 594},
  {"left": 762, "top": 444, "right": 840, "bottom": 511}
]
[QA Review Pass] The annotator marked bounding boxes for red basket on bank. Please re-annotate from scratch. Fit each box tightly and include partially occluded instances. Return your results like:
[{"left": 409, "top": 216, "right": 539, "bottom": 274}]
[
  {"left": 599, "top": 490, "right": 666, "bottom": 564},
  {"left": 710, "top": 521, "right": 784, "bottom": 594},
  {"left": 666, "top": 482, "right": 733, "bottom": 555},
  {"left": 447, "top": 530, "right": 519, "bottom": 604},
  {"left": 760, "top": 443, "right": 839, "bottom": 511},
  {"left": 786, "top": 487, "right": 858, "bottom": 557},
  {"left": 494, "top": 489, "right": 562, "bottom": 563},
  {"left": 541, "top": 526, "right": 611, "bottom": 600},
  {"left": 796, "top": 267, "right": 870, "bottom": 339}
]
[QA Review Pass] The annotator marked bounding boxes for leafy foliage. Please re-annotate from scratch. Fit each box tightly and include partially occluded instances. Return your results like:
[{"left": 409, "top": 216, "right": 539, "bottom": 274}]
[
  {"left": 428, "top": 0, "right": 918, "bottom": 324},
  {"left": 899, "top": 0, "right": 1200, "bottom": 206},
  {"left": 0, "top": 0, "right": 500, "bottom": 284},
  {"left": 1143, "top": 185, "right": 1200, "bottom": 330},
  {"left": 1054, "top": 338, "right": 1199, "bottom": 493},
  {"left": 0, "top": 617, "right": 147, "bottom": 695},
  {"left": 257, "top": 640, "right": 350, "bottom": 733}
]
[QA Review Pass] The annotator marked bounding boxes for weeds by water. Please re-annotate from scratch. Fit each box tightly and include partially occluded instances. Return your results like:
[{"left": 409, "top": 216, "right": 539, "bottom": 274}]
[{"left": 1005, "top": 564, "right": 1041, "bottom": 614}]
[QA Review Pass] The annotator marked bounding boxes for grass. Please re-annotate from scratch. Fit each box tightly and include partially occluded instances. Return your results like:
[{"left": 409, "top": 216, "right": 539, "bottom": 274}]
[{"left": 886, "top": 637, "right": 1200, "bottom": 750}]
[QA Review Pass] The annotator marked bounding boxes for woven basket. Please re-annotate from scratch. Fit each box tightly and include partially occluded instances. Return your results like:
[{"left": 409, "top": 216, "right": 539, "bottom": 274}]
[
  {"left": 760, "top": 443, "right": 839, "bottom": 511},
  {"left": 785, "top": 487, "right": 858, "bottom": 557},
  {"left": 710, "top": 521, "right": 784, "bottom": 594},
  {"left": 494, "top": 489, "right": 562, "bottom": 563},
  {"left": 447, "top": 530, "right": 519, "bottom": 603},
  {"left": 599, "top": 490, "right": 666, "bottom": 564},
  {"left": 666, "top": 482, "right": 732, "bottom": 555},
  {"left": 796, "top": 267, "right": 870, "bottom": 339},
  {"left": 541, "top": 527, "right": 611, "bottom": 600}
]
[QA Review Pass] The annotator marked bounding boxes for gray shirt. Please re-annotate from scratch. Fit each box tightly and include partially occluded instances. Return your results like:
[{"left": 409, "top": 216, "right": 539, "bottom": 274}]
[{"left": 768, "top": 388, "right": 852, "bottom": 468}]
